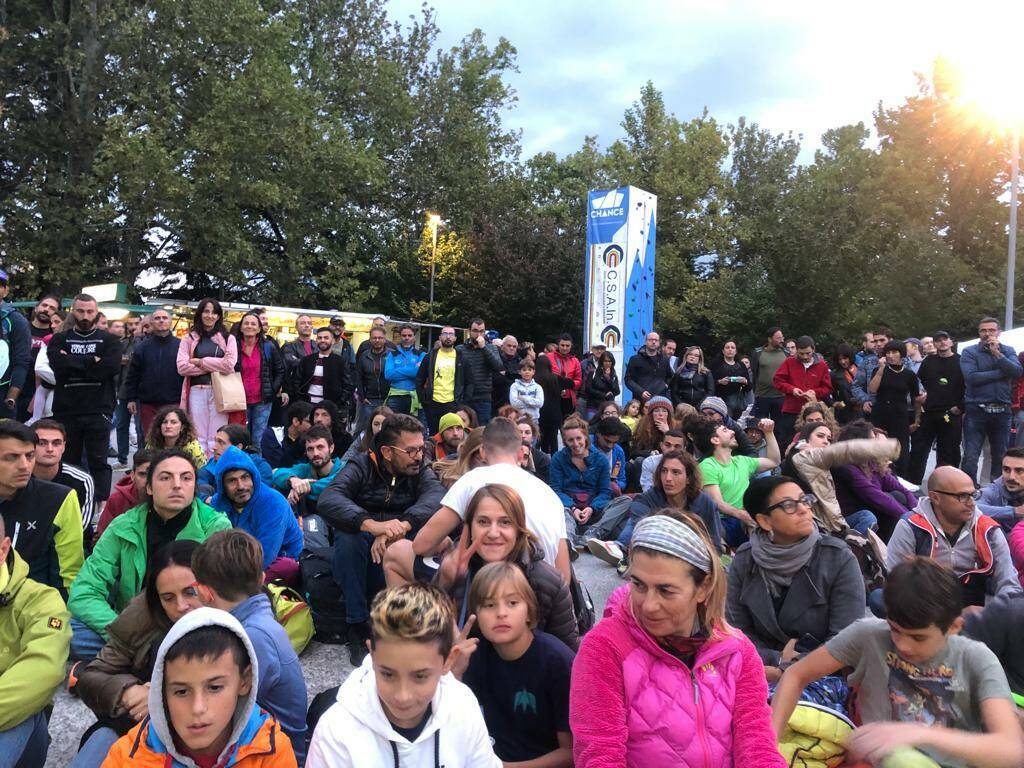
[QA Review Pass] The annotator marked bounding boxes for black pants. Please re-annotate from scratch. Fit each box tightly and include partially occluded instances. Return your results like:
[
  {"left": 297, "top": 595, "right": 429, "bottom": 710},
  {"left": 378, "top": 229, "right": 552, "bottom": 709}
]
[
  {"left": 871, "top": 404, "right": 910, "bottom": 478},
  {"left": 776, "top": 412, "right": 798, "bottom": 452},
  {"left": 424, "top": 399, "right": 458, "bottom": 434},
  {"left": 61, "top": 412, "right": 113, "bottom": 500},
  {"left": 908, "top": 410, "right": 962, "bottom": 485}
]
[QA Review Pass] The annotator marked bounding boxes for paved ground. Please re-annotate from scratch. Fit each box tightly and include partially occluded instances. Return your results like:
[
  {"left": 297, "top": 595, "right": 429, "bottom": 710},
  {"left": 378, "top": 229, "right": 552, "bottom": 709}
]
[{"left": 44, "top": 551, "right": 622, "bottom": 766}]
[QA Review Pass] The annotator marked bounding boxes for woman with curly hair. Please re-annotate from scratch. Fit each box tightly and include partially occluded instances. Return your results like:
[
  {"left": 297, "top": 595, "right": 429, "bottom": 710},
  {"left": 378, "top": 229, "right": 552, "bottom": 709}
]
[
  {"left": 631, "top": 395, "right": 674, "bottom": 458},
  {"left": 145, "top": 406, "right": 207, "bottom": 469}
]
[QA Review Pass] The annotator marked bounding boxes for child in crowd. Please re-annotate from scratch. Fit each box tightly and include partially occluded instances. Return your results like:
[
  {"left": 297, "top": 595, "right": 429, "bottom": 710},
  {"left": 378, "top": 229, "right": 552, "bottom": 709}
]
[
  {"left": 461, "top": 562, "right": 574, "bottom": 766},
  {"left": 306, "top": 583, "right": 500, "bottom": 767},
  {"left": 772, "top": 557, "right": 1023, "bottom": 768},
  {"left": 191, "top": 530, "right": 308, "bottom": 762},
  {"left": 620, "top": 398, "right": 641, "bottom": 433},
  {"left": 102, "top": 607, "right": 296, "bottom": 767},
  {"left": 509, "top": 359, "right": 544, "bottom": 421}
]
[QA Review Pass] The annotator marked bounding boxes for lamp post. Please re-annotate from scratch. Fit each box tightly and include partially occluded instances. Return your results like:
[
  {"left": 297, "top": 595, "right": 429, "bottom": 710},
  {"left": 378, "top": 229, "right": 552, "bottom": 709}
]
[
  {"left": 426, "top": 212, "right": 441, "bottom": 346},
  {"left": 1007, "top": 124, "right": 1020, "bottom": 331}
]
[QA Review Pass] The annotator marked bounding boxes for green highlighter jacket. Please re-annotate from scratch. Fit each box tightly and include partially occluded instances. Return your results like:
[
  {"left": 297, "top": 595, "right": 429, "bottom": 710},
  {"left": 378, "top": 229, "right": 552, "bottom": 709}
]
[
  {"left": 68, "top": 500, "right": 230, "bottom": 637},
  {"left": 0, "top": 548, "right": 71, "bottom": 731}
]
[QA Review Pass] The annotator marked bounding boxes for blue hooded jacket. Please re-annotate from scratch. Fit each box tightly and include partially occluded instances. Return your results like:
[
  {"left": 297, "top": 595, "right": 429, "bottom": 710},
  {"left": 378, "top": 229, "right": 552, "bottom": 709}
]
[
  {"left": 549, "top": 444, "right": 613, "bottom": 513},
  {"left": 198, "top": 448, "right": 272, "bottom": 497},
  {"left": 384, "top": 343, "right": 425, "bottom": 391},
  {"left": 210, "top": 446, "right": 303, "bottom": 568}
]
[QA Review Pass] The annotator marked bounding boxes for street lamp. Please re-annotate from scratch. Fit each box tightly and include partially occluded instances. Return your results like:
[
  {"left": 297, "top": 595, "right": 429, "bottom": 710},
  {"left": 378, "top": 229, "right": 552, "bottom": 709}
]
[{"left": 426, "top": 212, "right": 442, "bottom": 345}]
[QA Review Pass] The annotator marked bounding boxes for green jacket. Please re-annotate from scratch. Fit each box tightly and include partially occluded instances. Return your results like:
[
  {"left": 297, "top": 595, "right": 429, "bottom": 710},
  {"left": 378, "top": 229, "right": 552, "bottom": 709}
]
[
  {"left": 0, "top": 548, "right": 71, "bottom": 730},
  {"left": 68, "top": 500, "right": 231, "bottom": 637}
]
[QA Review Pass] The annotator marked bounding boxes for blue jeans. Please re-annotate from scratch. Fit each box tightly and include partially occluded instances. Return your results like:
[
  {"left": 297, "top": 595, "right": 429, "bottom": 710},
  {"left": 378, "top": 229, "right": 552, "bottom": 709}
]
[
  {"left": 69, "top": 727, "right": 119, "bottom": 768},
  {"left": 720, "top": 515, "right": 749, "bottom": 549},
  {"left": 246, "top": 402, "right": 272, "bottom": 456},
  {"left": 844, "top": 509, "right": 878, "bottom": 536},
  {"left": 471, "top": 400, "right": 492, "bottom": 425},
  {"left": 962, "top": 404, "right": 1012, "bottom": 484},
  {"left": 111, "top": 399, "right": 131, "bottom": 463},
  {"left": 70, "top": 619, "right": 106, "bottom": 662},
  {"left": 0, "top": 710, "right": 49, "bottom": 768},
  {"left": 332, "top": 531, "right": 387, "bottom": 625}
]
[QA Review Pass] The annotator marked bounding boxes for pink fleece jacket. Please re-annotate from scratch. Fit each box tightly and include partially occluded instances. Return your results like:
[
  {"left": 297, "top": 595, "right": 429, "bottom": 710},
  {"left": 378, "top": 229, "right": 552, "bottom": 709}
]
[{"left": 570, "top": 585, "right": 785, "bottom": 768}]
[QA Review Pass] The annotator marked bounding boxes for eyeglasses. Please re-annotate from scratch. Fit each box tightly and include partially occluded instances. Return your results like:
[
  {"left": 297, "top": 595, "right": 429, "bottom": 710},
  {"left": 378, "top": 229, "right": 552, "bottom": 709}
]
[
  {"left": 932, "top": 489, "right": 982, "bottom": 504},
  {"left": 388, "top": 444, "right": 425, "bottom": 459},
  {"left": 764, "top": 493, "right": 818, "bottom": 515}
]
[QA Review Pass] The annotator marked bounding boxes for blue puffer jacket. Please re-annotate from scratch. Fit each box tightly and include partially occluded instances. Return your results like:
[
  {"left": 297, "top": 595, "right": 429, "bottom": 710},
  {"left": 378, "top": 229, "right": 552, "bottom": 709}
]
[
  {"left": 961, "top": 342, "right": 1023, "bottom": 406},
  {"left": 209, "top": 447, "right": 303, "bottom": 568},
  {"left": 384, "top": 344, "right": 425, "bottom": 392},
  {"left": 549, "top": 446, "right": 612, "bottom": 513}
]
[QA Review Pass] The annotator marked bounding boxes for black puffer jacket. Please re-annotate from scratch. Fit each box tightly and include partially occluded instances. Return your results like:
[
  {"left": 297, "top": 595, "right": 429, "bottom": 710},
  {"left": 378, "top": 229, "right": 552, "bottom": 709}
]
[
  {"left": 447, "top": 544, "right": 579, "bottom": 650},
  {"left": 623, "top": 350, "right": 671, "bottom": 400},
  {"left": 670, "top": 366, "right": 715, "bottom": 408},
  {"left": 457, "top": 341, "right": 503, "bottom": 398},
  {"left": 234, "top": 339, "right": 286, "bottom": 404},
  {"left": 355, "top": 347, "right": 389, "bottom": 401},
  {"left": 317, "top": 449, "right": 445, "bottom": 535},
  {"left": 582, "top": 368, "right": 620, "bottom": 403}
]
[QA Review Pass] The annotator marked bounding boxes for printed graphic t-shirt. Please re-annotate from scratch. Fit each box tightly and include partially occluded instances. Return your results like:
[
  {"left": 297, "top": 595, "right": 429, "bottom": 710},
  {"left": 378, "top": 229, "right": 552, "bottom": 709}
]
[{"left": 827, "top": 617, "right": 1012, "bottom": 767}]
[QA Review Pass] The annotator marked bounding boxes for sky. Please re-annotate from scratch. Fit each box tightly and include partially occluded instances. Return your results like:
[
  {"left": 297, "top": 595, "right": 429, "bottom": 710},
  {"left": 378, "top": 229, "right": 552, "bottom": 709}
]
[{"left": 387, "top": 0, "right": 1023, "bottom": 162}]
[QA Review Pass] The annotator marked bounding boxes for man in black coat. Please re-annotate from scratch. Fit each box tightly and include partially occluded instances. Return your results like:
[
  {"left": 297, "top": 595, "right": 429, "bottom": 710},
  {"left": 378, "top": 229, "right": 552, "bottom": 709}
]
[
  {"left": 317, "top": 414, "right": 445, "bottom": 664},
  {"left": 294, "top": 327, "right": 354, "bottom": 420},
  {"left": 624, "top": 331, "right": 671, "bottom": 403}
]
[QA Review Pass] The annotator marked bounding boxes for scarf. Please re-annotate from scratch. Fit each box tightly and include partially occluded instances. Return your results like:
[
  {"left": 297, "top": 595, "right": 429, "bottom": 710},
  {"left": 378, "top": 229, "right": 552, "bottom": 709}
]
[{"left": 748, "top": 526, "right": 819, "bottom": 597}]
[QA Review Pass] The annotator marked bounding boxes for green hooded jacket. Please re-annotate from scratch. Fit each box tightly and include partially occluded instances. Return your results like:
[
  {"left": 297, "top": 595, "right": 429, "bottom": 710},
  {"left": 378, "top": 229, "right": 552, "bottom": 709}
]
[
  {"left": 0, "top": 548, "right": 71, "bottom": 730},
  {"left": 68, "top": 500, "right": 230, "bottom": 637}
]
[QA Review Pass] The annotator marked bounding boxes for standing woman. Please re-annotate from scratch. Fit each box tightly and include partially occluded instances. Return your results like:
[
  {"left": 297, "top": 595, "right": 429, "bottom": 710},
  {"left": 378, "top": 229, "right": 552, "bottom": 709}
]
[
  {"left": 176, "top": 298, "right": 238, "bottom": 455},
  {"left": 670, "top": 346, "right": 715, "bottom": 409},
  {"left": 711, "top": 340, "right": 749, "bottom": 418},
  {"left": 867, "top": 340, "right": 920, "bottom": 477},
  {"left": 570, "top": 510, "right": 786, "bottom": 767},
  {"left": 582, "top": 351, "right": 620, "bottom": 419},
  {"left": 535, "top": 355, "right": 571, "bottom": 455},
  {"left": 232, "top": 310, "right": 285, "bottom": 454}
]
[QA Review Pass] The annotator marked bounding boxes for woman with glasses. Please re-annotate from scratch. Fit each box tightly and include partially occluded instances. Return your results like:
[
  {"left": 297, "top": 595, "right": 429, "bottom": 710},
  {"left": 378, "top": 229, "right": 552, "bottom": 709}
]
[{"left": 726, "top": 476, "right": 865, "bottom": 684}]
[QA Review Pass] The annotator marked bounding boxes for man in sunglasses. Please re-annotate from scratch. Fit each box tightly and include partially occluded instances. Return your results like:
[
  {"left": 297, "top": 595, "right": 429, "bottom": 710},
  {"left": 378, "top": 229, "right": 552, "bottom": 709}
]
[
  {"left": 317, "top": 413, "right": 445, "bottom": 665},
  {"left": 887, "top": 466, "right": 1021, "bottom": 611}
]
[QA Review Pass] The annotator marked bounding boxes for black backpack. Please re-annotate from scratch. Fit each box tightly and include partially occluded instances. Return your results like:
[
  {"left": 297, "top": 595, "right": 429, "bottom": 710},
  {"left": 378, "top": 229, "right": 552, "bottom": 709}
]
[
  {"left": 569, "top": 567, "right": 596, "bottom": 635},
  {"left": 299, "top": 547, "right": 347, "bottom": 643}
]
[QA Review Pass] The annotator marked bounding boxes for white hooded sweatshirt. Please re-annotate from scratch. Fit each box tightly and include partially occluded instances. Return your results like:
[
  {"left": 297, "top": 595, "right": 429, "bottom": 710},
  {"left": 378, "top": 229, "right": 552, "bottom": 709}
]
[{"left": 306, "top": 654, "right": 501, "bottom": 768}]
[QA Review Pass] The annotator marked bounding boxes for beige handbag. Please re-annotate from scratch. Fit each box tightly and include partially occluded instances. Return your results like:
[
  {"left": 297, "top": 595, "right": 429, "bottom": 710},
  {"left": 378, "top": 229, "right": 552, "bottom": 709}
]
[{"left": 211, "top": 370, "right": 247, "bottom": 413}]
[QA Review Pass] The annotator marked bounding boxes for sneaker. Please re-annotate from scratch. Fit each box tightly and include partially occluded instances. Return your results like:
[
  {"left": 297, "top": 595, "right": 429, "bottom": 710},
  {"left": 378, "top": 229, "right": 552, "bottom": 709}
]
[
  {"left": 586, "top": 539, "right": 624, "bottom": 566},
  {"left": 347, "top": 621, "right": 370, "bottom": 667}
]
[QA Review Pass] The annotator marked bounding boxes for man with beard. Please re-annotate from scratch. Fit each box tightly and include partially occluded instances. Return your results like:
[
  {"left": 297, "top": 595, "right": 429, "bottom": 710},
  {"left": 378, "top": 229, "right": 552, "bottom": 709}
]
[
  {"left": 416, "top": 325, "right": 472, "bottom": 433},
  {"left": 210, "top": 445, "right": 302, "bottom": 583},
  {"left": 17, "top": 294, "right": 60, "bottom": 420},
  {"left": 426, "top": 411, "right": 466, "bottom": 462},
  {"left": 46, "top": 294, "right": 121, "bottom": 501},
  {"left": 295, "top": 327, "right": 353, "bottom": 420},
  {"left": 354, "top": 326, "right": 390, "bottom": 433},
  {"left": 271, "top": 425, "right": 343, "bottom": 512},
  {"left": 123, "top": 308, "right": 183, "bottom": 435},
  {"left": 979, "top": 447, "right": 1024, "bottom": 532},
  {"left": 328, "top": 315, "right": 354, "bottom": 364}
]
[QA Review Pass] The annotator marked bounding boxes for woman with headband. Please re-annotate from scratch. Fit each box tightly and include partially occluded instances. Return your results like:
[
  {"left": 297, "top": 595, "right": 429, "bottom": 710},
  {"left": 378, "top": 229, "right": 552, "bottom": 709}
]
[{"left": 569, "top": 510, "right": 785, "bottom": 767}]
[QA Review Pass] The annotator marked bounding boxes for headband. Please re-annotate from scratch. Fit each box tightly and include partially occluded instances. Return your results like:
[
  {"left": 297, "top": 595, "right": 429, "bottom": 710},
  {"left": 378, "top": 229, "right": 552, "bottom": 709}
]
[{"left": 631, "top": 516, "right": 713, "bottom": 573}]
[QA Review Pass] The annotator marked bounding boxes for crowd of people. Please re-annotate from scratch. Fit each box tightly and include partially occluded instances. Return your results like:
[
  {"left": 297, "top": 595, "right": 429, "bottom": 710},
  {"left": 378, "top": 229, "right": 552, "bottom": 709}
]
[{"left": 3, "top": 275, "right": 1024, "bottom": 767}]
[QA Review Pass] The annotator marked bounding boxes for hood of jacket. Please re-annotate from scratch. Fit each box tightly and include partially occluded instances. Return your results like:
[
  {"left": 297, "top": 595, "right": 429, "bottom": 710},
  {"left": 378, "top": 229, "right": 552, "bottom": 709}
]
[
  {"left": 0, "top": 547, "right": 30, "bottom": 606},
  {"left": 914, "top": 495, "right": 983, "bottom": 534},
  {"left": 109, "top": 474, "right": 139, "bottom": 507},
  {"left": 146, "top": 607, "right": 259, "bottom": 767},
  {"left": 210, "top": 446, "right": 265, "bottom": 520},
  {"left": 336, "top": 654, "right": 460, "bottom": 751}
]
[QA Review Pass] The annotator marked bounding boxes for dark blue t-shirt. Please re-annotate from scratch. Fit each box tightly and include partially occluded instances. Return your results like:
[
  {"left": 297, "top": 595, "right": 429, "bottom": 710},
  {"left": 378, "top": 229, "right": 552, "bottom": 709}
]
[{"left": 462, "top": 630, "right": 574, "bottom": 761}]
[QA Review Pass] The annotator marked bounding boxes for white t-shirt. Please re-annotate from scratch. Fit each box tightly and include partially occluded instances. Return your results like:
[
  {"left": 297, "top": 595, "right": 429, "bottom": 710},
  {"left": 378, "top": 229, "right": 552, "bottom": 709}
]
[{"left": 441, "top": 463, "right": 567, "bottom": 567}]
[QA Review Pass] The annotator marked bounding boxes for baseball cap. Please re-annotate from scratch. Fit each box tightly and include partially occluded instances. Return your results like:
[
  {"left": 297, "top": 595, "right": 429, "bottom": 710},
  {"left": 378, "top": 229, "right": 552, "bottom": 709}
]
[
  {"left": 934, "top": 330, "right": 951, "bottom": 339},
  {"left": 330, "top": 316, "right": 345, "bottom": 325}
]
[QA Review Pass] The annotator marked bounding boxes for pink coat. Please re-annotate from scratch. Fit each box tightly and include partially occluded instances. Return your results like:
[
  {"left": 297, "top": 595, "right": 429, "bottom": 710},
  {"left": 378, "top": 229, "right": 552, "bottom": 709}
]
[
  {"left": 570, "top": 586, "right": 785, "bottom": 768},
  {"left": 176, "top": 331, "right": 239, "bottom": 408},
  {"left": 1008, "top": 522, "right": 1024, "bottom": 587}
]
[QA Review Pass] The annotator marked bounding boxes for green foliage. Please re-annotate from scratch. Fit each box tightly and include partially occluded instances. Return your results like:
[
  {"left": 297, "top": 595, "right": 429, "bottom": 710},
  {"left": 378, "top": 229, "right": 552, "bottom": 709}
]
[{"left": 1, "top": 6, "right": 1019, "bottom": 352}]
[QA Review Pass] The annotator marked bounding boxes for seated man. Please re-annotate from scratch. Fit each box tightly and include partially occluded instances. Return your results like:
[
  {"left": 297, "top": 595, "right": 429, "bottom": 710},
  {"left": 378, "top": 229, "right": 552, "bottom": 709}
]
[
  {"left": 638, "top": 429, "right": 687, "bottom": 492},
  {"left": 271, "top": 425, "right": 342, "bottom": 510},
  {"left": 772, "top": 558, "right": 1023, "bottom": 768},
  {"left": 698, "top": 396, "right": 761, "bottom": 458},
  {"left": 68, "top": 449, "right": 231, "bottom": 661},
  {"left": 317, "top": 414, "right": 445, "bottom": 666},
  {"left": 260, "top": 400, "right": 313, "bottom": 469},
  {"left": 0, "top": 420, "right": 82, "bottom": 594},
  {"left": 0, "top": 516, "right": 72, "bottom": 768},
  {"left": 591, "top": 416, "right": 627, "bottom": 496},
  {"left": 696, "top": 417, "right": 779, "bottom": 549},
  {"left": 425, "top": 411, "right": 466, "bottom": 462},
  {"left": 209, "top": 446, "right": 303, "bottom": 586},
  {"left": 31, "top": 419, "right": 95, "bottom": 533},
  {"left": 388, "top": 416, "right": 571, "bottom": 588},
  {"left": 94, "top": 448, "right": 154, "bottom": 541},
  {"left": 978, "top": 446, "right": 1024, "bottom": 532},
  {"left": 887, "top": 465, "right": 1021, "bottom": 608},
  {"left": 198, "top": 424, "right": 272, "bottom": 499}
]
